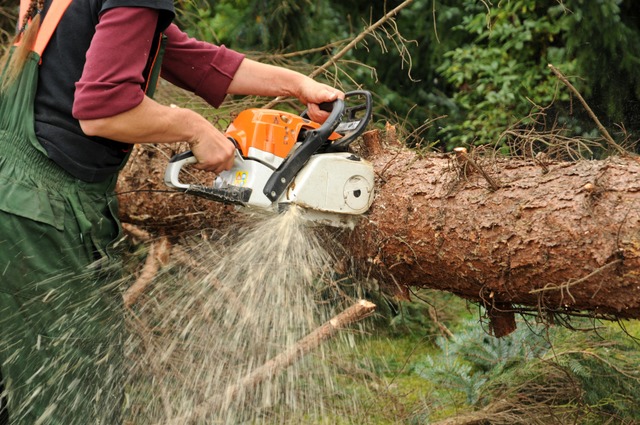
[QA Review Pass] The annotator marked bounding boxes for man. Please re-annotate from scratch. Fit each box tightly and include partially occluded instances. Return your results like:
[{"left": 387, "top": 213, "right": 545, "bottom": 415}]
[{"left": 0, "top": 0, "right": 343, "bottom": 423}]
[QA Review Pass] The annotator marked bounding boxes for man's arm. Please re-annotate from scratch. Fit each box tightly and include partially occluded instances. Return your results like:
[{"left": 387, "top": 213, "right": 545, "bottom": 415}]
[
  {"left": 227, "top": 59, "right": 344, "bottom": 122},
  {"left": 74, "top": 8, "right": 235, "bottom": 173},
  {"left": 75, "top": 8, "right": 343, "bottom": 174},
  {"left": 160, "top": 24, "right": 344, "bottom": 122},
  {"left": 79, "top": 96, "right": 235, "bottom": 174}
]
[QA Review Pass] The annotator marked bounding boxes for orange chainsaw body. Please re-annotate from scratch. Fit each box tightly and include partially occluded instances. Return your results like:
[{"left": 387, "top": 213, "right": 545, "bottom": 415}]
[{"left": 225, "top": 109, "right": 340, "bottom": 159}]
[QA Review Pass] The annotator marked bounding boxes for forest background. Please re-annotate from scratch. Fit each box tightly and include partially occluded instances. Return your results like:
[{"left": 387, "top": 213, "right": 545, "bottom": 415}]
[
  {"left": 176, "top": 0, "right": 640, "bottom": 153},
  {"left": 2, "top": 0, "right": 640, "bottom": 423}
]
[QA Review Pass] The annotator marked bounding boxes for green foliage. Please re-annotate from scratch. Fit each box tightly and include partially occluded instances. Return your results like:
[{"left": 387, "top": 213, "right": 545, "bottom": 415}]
[
  {"left": 367, "top": 288, "right": 471, "bottom": 339},
  {"left": 432, "top": 0, "right": 640, "bottom": 151},
  {"left": 562, "top": 0, "right": 640, "bottom": 130},
  {"left": 415, "top": 319, "right": 550, "bottom": 406},
  {"left": 173, "top": 1, "right": 640, "bottom": 152},
  {"left": 183, "top": 0, "right": 326, "bottom": 51},
  {"left": 543, "top": 324, "right": 640, "bottom": 420},
  {"left": 434, "top": 1, "right": 575, "bottom": 149},
  {"left": 417, "top": 318, "right": 640, "bottom": 423},
  {"left": 0, "top": 4, "right": 18, "bottom": 52}
]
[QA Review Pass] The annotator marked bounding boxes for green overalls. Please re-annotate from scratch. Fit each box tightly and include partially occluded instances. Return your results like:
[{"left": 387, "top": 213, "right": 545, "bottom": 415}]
[{"left": 0, "top": 12, "right": 138, "bottom": 425}]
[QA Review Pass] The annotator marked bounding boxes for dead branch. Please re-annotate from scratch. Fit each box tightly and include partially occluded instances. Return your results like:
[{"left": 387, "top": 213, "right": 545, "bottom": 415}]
[
  {"left": 310, "top": 0, "right": 414, "bottom": 79},
  {"left": 166, "top": 299, "right": 376, "bottom": 424},
  {"left": 428, "top": 306, "right": 454, "bottom": 339},
  {"left": 485, "top": 302, "right": 517, "bottom": 338},
  {"left": 263, "top": 0, "right": 415, "bottom": 109},
  {"left": 223, "top": 299, "right": 376, "bottom": 400},
  {"left": 122, "top": 222, "right": 153, "bottom": 243},
  {"left": 453, "top": 147, "right": 501, "bottom": 191},
  {"left": 123, "top": 237, "right": 171, "bottom": 308},
  {"left": 548, "top": 64, "right": 626, "bottom": 156}
]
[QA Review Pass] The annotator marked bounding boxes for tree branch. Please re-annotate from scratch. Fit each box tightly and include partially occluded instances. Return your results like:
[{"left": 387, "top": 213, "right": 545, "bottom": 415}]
[
  {"left": 548, "top": 64, "right": 626, "bottom": 156},
  {"left": 264, "top": 0, "right": 415, "bottom": 109},
  {"left": 166, "top": 299, "right": 376, "bottom": 424}
]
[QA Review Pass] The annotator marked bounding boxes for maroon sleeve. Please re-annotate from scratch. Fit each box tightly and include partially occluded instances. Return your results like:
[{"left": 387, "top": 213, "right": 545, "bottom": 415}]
[
  {"left": 161, "top": 24, "right": 245, "bottom": 108},
  {"left": 73, "top": 7, "right": 158, "bottom": 120}
]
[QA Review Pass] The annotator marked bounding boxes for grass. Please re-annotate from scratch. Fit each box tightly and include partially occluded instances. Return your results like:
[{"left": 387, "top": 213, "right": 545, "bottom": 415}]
[{"left": 309, "top": 296, "right": 640, "bottom": 424}]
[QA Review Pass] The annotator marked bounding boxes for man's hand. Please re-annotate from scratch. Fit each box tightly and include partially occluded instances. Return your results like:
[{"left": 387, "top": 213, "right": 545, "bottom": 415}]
[
  {"left": 295, "top": 80, "right": 345, "bottom": 123},
  {"left": 188, "top": 127, "right": 236, "bottom": 174}
]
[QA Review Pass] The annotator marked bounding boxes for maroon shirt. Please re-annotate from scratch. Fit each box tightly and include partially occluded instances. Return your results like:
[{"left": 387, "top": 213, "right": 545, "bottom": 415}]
[{"left": 73, "top": 7, "right": 245, "bottom": 120}]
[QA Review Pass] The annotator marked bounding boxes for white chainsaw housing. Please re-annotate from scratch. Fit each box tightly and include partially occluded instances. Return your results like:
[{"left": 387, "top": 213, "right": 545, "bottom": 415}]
[
  {"left": 215, "top": 152, "right": 375, "bottom": 215},
  {"left": 214, "top": 153, "right": 275, "bottom": 208},
  {"left": 282, "top": 152, "right": 374, "bottom": 214}
]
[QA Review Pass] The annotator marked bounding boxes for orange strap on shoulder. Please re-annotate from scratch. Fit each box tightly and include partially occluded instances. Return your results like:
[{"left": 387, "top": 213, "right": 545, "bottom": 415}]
[
  {"left": 34, "top": 0, "right": 73, "bottom": 56},
  {"left": 17, "top": 0, "right": 73, "bottom": 57}
]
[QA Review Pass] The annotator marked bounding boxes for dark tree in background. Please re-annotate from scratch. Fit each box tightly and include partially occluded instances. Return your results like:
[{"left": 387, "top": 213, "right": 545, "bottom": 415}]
[{"left": 182, "top": 0, "right": 640, "bottom": 152}]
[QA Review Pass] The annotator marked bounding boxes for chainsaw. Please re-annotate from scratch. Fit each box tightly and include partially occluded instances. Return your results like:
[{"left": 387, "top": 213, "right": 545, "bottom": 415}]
[{"left": 164, "top": 90, "right": 375, "bottom": 227}]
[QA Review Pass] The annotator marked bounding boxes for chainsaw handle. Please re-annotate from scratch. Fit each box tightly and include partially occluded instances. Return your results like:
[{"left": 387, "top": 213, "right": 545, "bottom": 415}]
[
  {"left": 263, "top": 98, "right": 345, "bottom": 202},
  {"left": 164, "top": 144, "right": 245, "bottom": 191},
  {"left": 300, "top": 90, "right": 373, "bottom": 151},
  {"left": 318, "top": 102, "right": 335, "bottom": 113},
  {"left": 164, "top": 151, "right": 198, "bottom": 190},
  {"left": 314, "top": 97, "right": 345, "bottom": 140},
  {"left": 327, "top": 90, "right": 372, "bottom": 151}
]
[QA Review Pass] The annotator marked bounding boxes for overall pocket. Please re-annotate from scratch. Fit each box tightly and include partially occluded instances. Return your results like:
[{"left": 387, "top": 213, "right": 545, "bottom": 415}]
[{"left": 0, "top": 171, "right": 65, "bottom": 231}]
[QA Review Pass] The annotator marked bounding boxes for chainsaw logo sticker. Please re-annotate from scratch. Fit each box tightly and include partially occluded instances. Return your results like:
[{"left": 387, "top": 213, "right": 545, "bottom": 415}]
[{"left": 234, "top": 171, "right": 248, "bottom": 187}]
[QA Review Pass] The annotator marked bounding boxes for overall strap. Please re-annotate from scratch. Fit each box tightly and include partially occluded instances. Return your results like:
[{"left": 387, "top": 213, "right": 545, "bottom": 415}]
[{"left": 17, "top": 0, "right": 73, "bottom": 57}]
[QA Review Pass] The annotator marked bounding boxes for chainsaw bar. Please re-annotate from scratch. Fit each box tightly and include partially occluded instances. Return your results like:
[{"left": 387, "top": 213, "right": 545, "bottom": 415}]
[{"left": 183, "top": 184, "right": 252, "bottom": 205}]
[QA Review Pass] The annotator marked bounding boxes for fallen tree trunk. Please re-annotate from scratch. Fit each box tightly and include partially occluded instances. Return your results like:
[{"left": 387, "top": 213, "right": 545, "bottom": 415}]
[
  {"left": 345, "top": 130, "right": 640, "bottom": 335},
  {"left": 117, "top": 129, "right": 640, "bottom": 336}
]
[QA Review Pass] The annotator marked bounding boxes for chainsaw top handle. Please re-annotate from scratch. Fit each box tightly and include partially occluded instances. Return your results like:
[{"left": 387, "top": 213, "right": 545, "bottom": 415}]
[
  {"left": 301, "top": 90, "right": 373, "bottom": 152},
  {"left": 262, "top": 97, "right": 346, "bottom": 202},
  {"left": 329, "top": 90, "right": 372, "bottom": 151}
]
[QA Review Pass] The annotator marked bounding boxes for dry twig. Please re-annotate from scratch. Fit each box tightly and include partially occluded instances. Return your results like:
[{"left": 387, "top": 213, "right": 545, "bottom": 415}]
[
  {"left": 529, "top": 259, "right": 622, "bottom": 297},
  {"left": 453, "top": 147, "right": 501, "bottom": 191},
  {"left": 263, "top": 0, "right": 415, "bottom": 109},
  {"left": 548, "top": 64, "right": 626, "bottom": 156},
  {"left": 122, "top": 222, "right": 153, "bottom": 242},
  {"left": 123, "top": 237, "right": 171, "bottom": 307},
  {"left": 166, "top": 299, "right": 376, "bottom": 424}
]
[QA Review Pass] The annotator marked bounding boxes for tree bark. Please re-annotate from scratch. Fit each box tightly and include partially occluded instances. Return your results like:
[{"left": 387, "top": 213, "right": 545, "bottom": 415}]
[
  {"left": 345, "top": 129, "right": 640, "bottom": 335},
  {"left": 117, "top": 130, "right": 640, "bottom": 335}
]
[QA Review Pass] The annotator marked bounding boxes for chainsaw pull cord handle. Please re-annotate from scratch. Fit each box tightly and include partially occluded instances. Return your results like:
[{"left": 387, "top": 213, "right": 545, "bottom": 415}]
[{"left": 262, "top": 98, "right": 345, "bottom": 202}]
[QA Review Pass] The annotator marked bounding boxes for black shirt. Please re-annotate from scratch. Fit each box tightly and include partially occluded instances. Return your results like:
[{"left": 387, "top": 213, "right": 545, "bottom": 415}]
[{"left": 34, "top": 0, "right": 175, "bottom": 182}]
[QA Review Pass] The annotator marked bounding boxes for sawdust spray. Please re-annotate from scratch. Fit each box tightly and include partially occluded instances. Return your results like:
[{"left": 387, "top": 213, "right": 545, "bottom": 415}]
[{"left": 124, "top": 206, "right": 371, "bottom": 424}]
